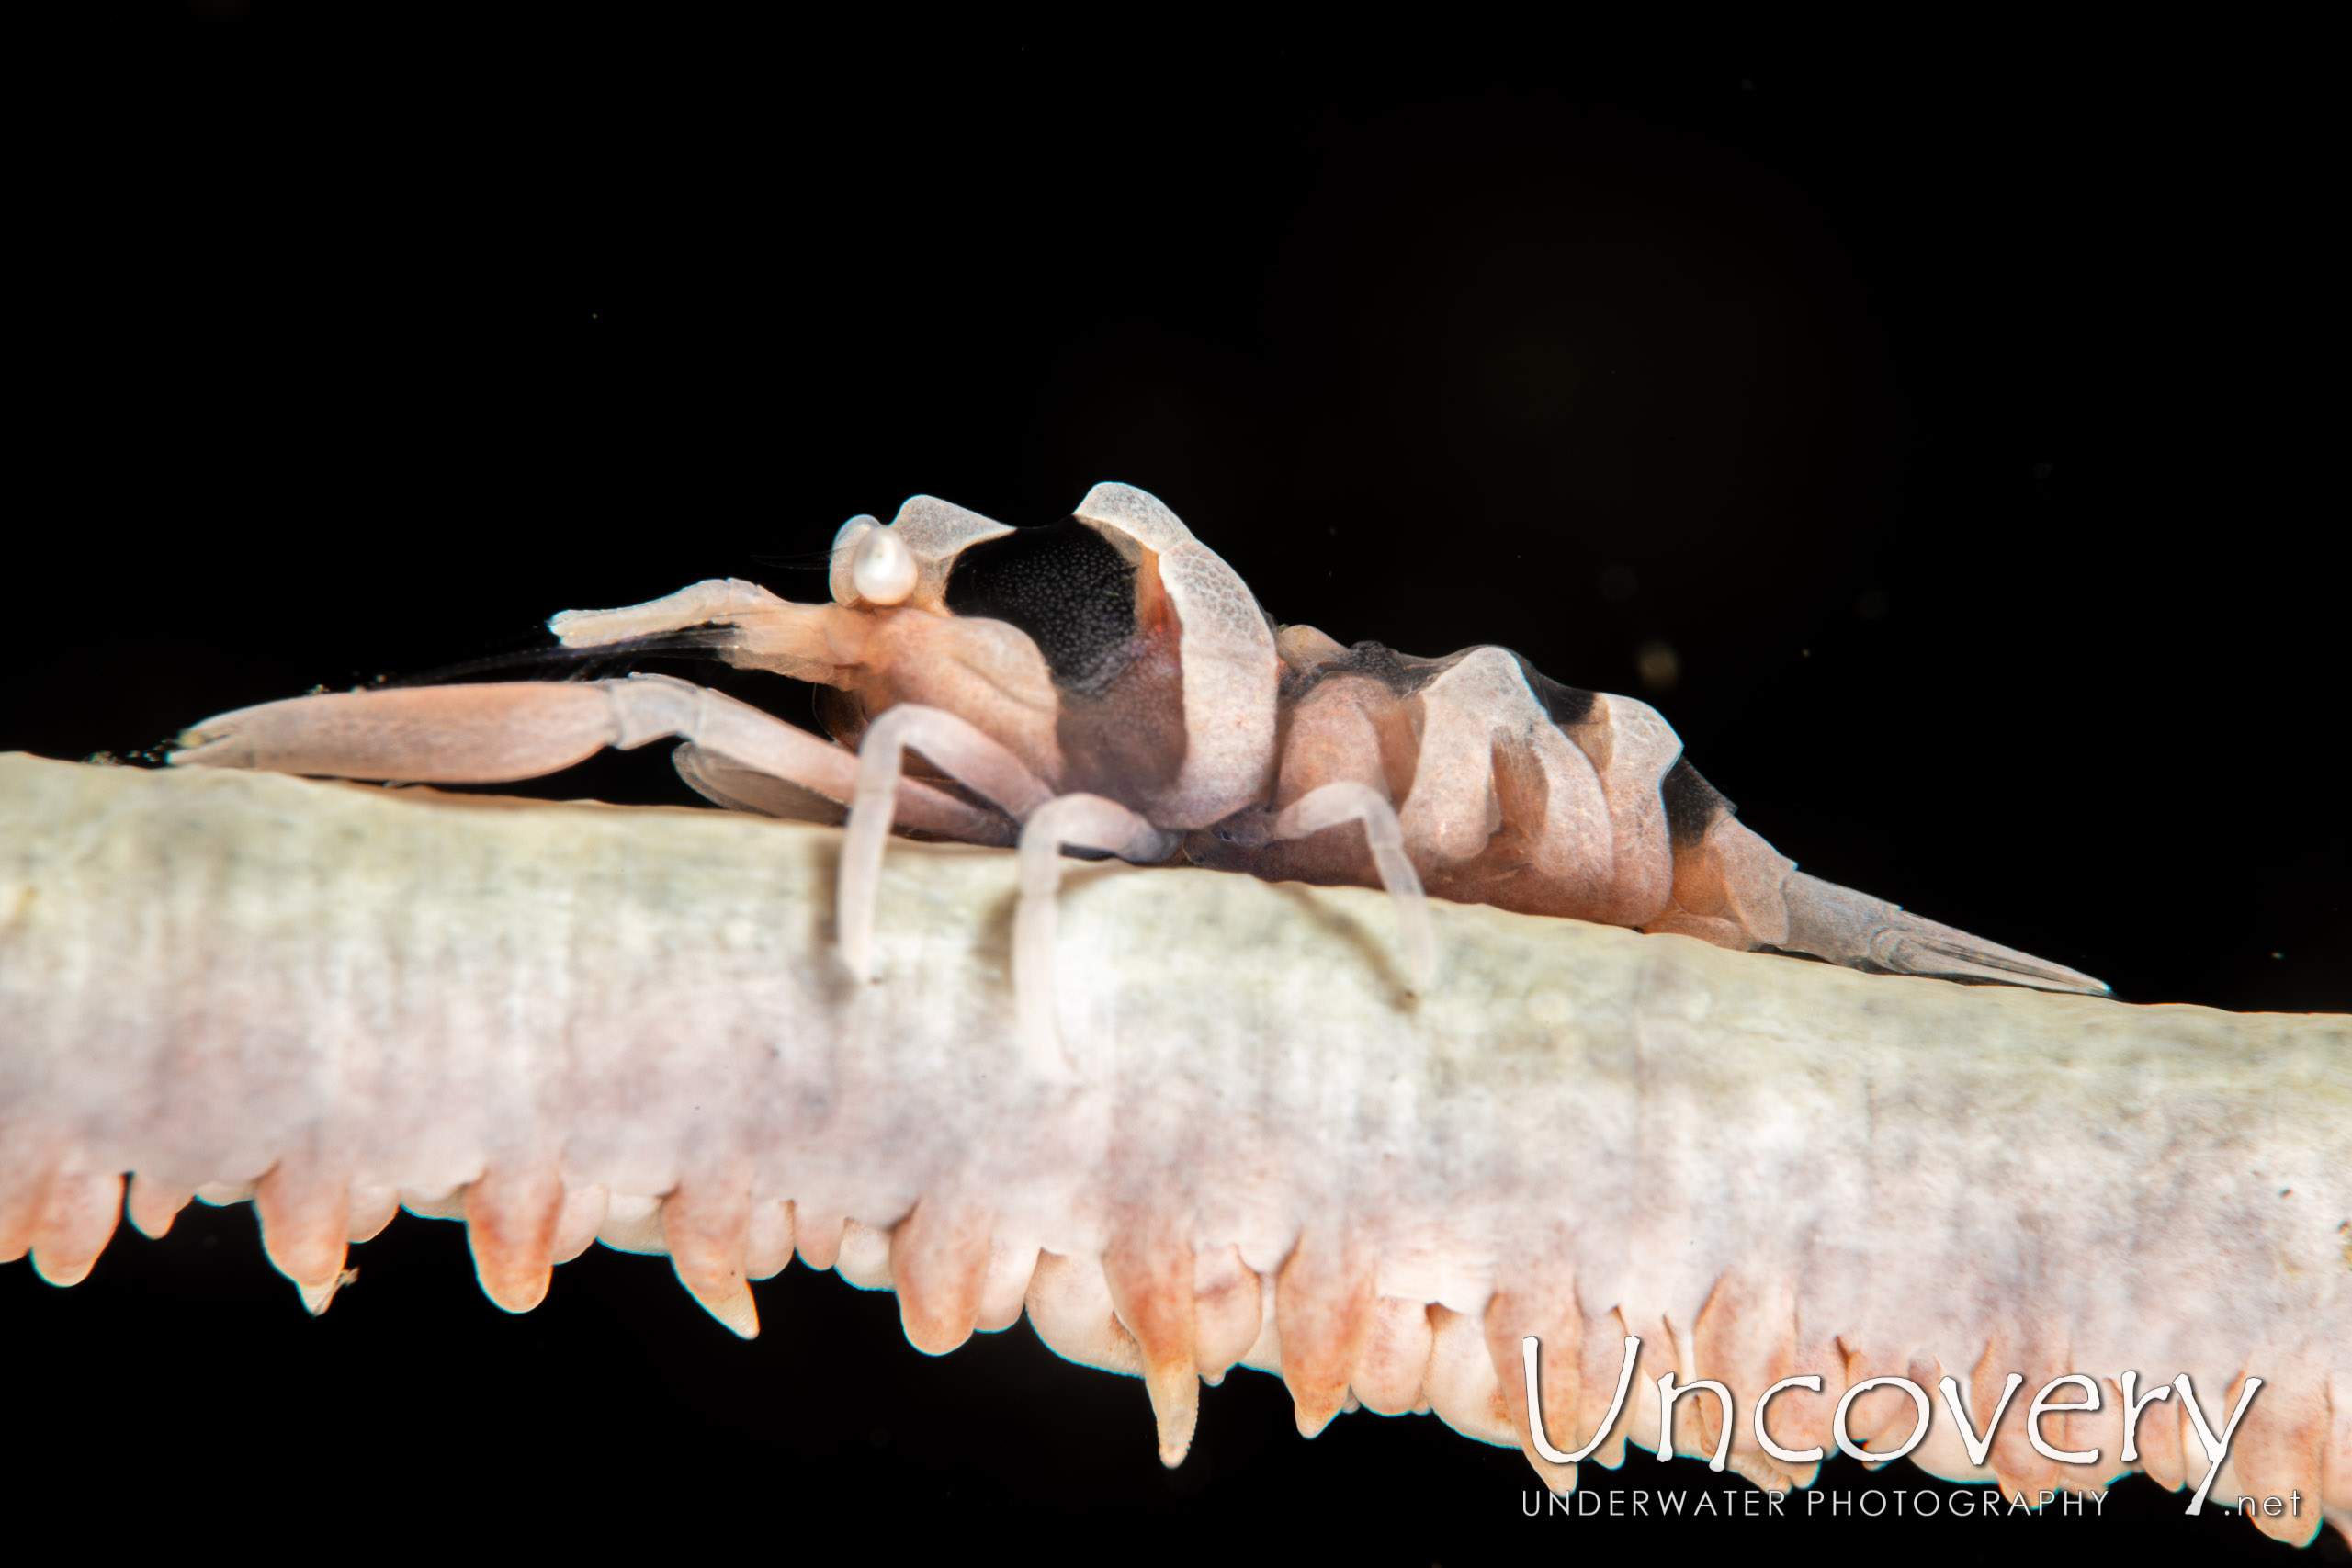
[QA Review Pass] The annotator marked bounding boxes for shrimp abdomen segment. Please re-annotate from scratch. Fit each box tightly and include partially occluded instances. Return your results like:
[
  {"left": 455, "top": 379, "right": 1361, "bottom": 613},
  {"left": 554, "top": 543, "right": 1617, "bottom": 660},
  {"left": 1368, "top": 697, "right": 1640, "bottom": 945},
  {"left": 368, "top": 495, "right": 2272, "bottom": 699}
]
[
  {"left": 1254, "top": 634, "right": 2105, "bottom": 995},
  {"left": 1245, "top": 642, "right": 1669, "bottom": 928}
]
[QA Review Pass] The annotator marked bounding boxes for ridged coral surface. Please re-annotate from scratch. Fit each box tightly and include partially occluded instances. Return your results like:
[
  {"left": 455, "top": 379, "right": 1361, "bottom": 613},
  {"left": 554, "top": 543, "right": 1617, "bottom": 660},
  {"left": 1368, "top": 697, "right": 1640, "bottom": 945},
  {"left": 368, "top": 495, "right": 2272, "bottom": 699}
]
[{"left": 1, "top": 754, "right": 2344, "bottom": 1546}]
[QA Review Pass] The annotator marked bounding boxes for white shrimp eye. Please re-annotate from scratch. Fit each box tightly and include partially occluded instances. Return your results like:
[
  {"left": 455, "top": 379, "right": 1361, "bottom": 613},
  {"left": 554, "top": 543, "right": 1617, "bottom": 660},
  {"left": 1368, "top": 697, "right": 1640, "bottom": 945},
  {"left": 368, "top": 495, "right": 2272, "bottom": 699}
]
[
  {"left": 829, "top": 515, "right": 880, "bottom": 605},
  {"left": 851, "top": 525, "right": 919, "bottom": 606}
]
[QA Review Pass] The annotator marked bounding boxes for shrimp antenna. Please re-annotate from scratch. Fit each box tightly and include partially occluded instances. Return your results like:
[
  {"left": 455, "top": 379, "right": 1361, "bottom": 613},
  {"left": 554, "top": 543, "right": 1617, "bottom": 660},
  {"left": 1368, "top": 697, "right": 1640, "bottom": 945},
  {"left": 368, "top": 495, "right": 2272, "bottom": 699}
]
[{"left": 373, "top": 628, "right": 742, "bottom": 688}]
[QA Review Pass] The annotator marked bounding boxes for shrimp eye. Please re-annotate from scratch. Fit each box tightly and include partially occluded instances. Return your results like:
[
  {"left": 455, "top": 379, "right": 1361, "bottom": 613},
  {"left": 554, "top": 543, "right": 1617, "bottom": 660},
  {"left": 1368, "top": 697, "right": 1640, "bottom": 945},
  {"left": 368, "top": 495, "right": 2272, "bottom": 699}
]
[
  {"left": 829, "top": 515, "right": 878, "bottom": 605},
  {"left": 830, "top": 514, "right": 918, "bottom": 607},
  {"left": 852, "top": 525, "right": 918, "bottom": 606}
]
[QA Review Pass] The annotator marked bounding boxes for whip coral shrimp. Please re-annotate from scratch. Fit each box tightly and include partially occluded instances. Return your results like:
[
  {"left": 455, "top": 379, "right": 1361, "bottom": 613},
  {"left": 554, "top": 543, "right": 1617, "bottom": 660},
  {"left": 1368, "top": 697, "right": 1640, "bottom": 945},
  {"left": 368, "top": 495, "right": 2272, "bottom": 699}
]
[{"left": 165, "top": 483, "right": 2104, "bottom": 1072}]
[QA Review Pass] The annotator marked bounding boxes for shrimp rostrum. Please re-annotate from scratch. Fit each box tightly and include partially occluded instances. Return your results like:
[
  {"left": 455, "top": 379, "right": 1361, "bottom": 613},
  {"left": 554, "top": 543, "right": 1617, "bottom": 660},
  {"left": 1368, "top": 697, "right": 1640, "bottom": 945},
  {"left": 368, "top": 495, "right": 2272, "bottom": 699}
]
[{"left": 173, "top": 483, "right": 2106, "bottom": 1068}]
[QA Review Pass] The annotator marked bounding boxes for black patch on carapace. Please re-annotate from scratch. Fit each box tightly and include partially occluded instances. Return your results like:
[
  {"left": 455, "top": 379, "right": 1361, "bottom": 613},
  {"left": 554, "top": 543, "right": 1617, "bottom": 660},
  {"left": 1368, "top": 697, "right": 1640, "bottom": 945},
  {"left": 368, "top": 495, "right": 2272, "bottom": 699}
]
[
  {"left": 1660, "top": 758, "right": 1736, "bottom": 848},
  {"left": 1510, "top": 654, "right": 1599, "bottom": 729},
  {"left": 944, "top": 519, "right": 1138, "bottom": 694}
]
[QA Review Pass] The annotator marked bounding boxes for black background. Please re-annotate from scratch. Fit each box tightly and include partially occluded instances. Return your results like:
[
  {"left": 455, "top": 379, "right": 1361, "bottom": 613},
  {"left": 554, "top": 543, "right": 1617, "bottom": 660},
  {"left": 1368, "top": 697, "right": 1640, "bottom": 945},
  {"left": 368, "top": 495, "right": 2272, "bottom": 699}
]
[{"left": 6, "top": 9, "right": 2341, "bottom": 1562}]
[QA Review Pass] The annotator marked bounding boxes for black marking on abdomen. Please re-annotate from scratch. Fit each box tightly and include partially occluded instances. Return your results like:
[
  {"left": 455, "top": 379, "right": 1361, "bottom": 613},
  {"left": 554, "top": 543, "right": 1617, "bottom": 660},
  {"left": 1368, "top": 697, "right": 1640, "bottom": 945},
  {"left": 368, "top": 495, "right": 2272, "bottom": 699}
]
[
  {"left": 1314, "top": 640, "right": 1464, "bottom": 698},
  {"left": 1298, "top": 641, "right": 1600, "bottom": 732},
  {"left": 1661, "top": 758, "right": 1735, "bottom": 848},
  {"left": 944, "top": 519, "right": 1137, "bottom": 694},
  {"left": 1510, "top": 655, "right": 1599, "bottom": 729}
]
